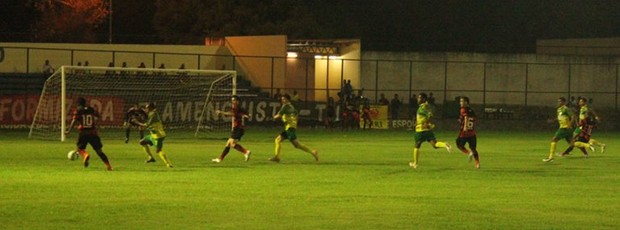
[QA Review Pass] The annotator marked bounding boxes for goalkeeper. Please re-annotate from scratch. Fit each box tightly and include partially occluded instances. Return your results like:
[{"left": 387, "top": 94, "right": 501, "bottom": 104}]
[{"left": 124, "top": 103, "right": 147, "bottom": 143}]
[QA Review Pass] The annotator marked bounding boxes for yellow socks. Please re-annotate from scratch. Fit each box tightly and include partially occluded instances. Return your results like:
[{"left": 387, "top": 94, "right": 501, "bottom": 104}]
[
  {"left": 549, "top": 142, "right": 557, "bottom": 159},
  {"left": 573, "top": 142, "right": 590, "bottom": 149},
  {"left": 412, "top": 148, "right": 420, "bottom": 165},
  {"left": 274, "top": 140, "right": 282, "bottom": 158},
  {"left": 158, "top": 151, "right": 172, "bottom": 167}
]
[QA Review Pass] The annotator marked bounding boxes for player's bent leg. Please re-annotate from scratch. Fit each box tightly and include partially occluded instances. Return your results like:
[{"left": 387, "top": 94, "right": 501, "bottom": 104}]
[
  {"left": 433, "top": 141, "right": 451, "bottom": 153},
  {"left": 142, "top": 145, "right": 156, "bottom": 163},
  {"left": 78, "top": 149, "right": 90, "bottom": 168},
  {"left": 545, "top": 141, "right": 558, "bottom": 161},
  {"left": 158, "top": 151, "right": 173, "bottom": 168},
  {"left": 214, "top": 147, "right": 230, "bottom": 162},
  {"left": 270, "top": 136, "right": 283, "bottom": 162},
  {"left": 589, "top": 139, "right": 606, "bottom": 153},
  {"left": 410, "top": 148, "right": 420, "bottom": 169},
  {"left": 574, "top": 141, "right": 594, "bottom": 154},
  {"left": 456, "top": 138, "right": 469, "bottom": 154},
  {"left": 95, "top": 149, "right": 113, "bottom": 171},
  {"left": 292, "top": 140, "right": 313, "bottom": 153},
  {"left": 125, "top": 127, "right": 131, "bottom": 143},
  {"left": 291, "top": 140, "right": 317, "bottom": 161}
]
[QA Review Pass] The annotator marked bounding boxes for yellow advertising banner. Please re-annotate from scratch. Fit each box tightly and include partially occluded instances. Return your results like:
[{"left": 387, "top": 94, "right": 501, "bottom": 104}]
[{"left": 367, "top": 105, "right": 388, "bottom": 129}]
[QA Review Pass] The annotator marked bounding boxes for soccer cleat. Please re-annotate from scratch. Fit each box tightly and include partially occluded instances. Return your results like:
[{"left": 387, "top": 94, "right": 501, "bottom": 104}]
[
  {"left": 558, "top": 152, "right": 569, "bottom": 157},
  {"left": 269, "top": 157, "right": 280, "bottom": 163},
  {"left": 312, "top": 150, "right": 319, "bottom": 162},
  {"left": 166, "top": 164, "right": 174, "bottom": 168},
  {"left": 244, "top": 151, "right": 252, "bottom": 162},
  {"left": 542, "top": 158, "right": 554, "bottom": 162},
  {"left": 211, "top": 158, "right": 221, "bottom": 163},
  {"left": 145, "top": 158, "right": 156, "bottom": 163},
  {"left": 600, "top": 144, "right": 606, "bottom": 153},
  {"left": 107, "top": 166, "right": 113, "bottom": 171},
  {"left": 475, "top": 162, "right": 480, "bottom": 169},
  {"left": 583, "top": 154, "right": 589, "bottom": 158},
  {"left": 588, "top": 145, "right": 595, "bottom": 153},
  {"left": 409, "top": 162, "right": 417, "bottom": 169},
  {"left": 467, "top": 152, "right": 474, "bottom": 163},
  {"left": 124, "top": 138, "right": 129, "bottom": 144},
  {"left": 445, "top": 143, "right": 452, "bottom": 153},
  {"left": 83, "top": 153, "right": 90, "bottom": 168}
]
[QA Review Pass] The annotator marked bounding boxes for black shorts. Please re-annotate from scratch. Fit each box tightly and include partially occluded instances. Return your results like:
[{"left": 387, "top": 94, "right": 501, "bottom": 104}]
[
  {"left": 456, "top": 136, "right": 477, "bottom": 150},
  {"left": 280, "top": 128, "right": 297, "bottom": 141},
  {"left": 230, "top": 127, "right": 245, "bottom": 140},
  {"left": 77, "top": 132, "right": 103, "bottom": 150}
]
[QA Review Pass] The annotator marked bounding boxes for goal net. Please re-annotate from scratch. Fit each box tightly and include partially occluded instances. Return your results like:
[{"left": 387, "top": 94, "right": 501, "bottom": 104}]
[{"left": 29, "top": 65, "right": 236, "bottom": 141}]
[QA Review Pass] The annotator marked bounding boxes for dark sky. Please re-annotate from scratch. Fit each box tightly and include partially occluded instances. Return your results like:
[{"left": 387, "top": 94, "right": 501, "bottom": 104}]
[{"left": 2, "top": 0, "right": 619, "bottom": 52}]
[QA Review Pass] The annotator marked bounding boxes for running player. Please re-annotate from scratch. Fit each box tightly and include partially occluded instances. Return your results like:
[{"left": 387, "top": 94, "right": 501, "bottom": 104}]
[
  {"left": 211, "top": 95, "right": 252, "bottom": 163},
  {"left": 138, "top": 102, "right": 173, "bottom": 168},
  {"left": 410, "top": 93, "right": 451, "bottom": 169},
  {"left": 559, "top": 111, "right": 597, "bottom": 158},
  {"left": 543, "top": 97, "right": 574, "bottom": 162},
  {"left": 269, "top": 94, "right": 318, "bottom": 163},
  {"left": 65, "top": 97, "right": 113, "bottom": 171},
  {"left": 456, "top": 96, "right": 480, "bottom": 169},
  {"left": 585, "top": 98, "right": 606, "bottom": 152}
]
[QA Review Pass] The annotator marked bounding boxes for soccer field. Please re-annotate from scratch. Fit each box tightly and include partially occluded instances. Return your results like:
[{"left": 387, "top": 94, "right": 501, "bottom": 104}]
[{"left": 1, "top": 128, "right": 618, "bottom": 229}]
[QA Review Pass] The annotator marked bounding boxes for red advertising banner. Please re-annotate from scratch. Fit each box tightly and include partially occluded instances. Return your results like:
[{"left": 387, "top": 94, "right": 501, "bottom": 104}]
[{"left": 0, "top": 95, "right": 126, "bottom": 126}]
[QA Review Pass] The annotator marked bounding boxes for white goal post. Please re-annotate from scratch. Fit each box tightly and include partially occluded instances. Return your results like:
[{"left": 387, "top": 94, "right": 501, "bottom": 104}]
[{"left": 29, "top": 65, "right": 237, "bottom": 141}]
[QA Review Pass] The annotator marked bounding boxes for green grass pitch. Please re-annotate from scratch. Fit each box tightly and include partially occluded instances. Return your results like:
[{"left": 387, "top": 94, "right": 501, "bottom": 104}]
[{"left": 1, "top": 128, "right": 618, "bottom": 229}]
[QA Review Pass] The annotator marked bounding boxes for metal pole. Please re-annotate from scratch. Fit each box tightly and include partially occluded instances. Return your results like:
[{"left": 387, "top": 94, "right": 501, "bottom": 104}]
[
  {"left": 108, "top": 0, "right": 113, "bottom": 44},
  {"left": 525, "top": 63, "right": 528, "bottom": 107},
  {"left": 271, "top": 58, "right": 274, "bottom": 97},
  {"left": 615, "top": 64, "right": 618, "bottom": 110},
  {"left": 483, "top": 63, "right": 487, "bottom": 107},
  {"left": 568, "top": 64, "right": 571, "bottom": 98},
  {"left": 444, "top": 62, "right": 448, "bottom": 105},
  {"left": 61, "top": 66, "right": 66, "bottom": 142},
  {"left": 408, "top": 61, "right": 412, "bottom": 101}
]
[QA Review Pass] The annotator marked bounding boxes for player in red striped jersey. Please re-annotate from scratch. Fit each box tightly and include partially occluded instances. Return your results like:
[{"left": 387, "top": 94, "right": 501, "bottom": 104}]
[
  {"left": 65, "top": 97, "right": 113, "bottom": 171},
  {"left": 456, "top": 96, "right": 479, "bottom": 169},
  {"left": 123, "top": 103, "right": 147, "bottom": 143},
  {"left": 211, "top": 95, "right": 252, "bottom": 163},
  {"left": 559, "top": 111, "right": 597, "bottom": 158}
]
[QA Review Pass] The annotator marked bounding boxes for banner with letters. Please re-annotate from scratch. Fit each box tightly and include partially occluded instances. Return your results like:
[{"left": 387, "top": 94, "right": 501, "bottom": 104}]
[{"left": 0, "top": 95, "right": 422, "bottom": 130}]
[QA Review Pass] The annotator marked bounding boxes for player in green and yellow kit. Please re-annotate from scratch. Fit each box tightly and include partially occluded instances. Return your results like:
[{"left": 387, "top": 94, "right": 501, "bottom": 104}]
[
  {"left": 269, "top": 94, "right": 318, "bottom": 163},
  {"left": 410, "top": 93, "right": 451, "bottom": 169},
  {"left": 138, "top": 102, "right": 173, "bottom": 168},
  {"left": 543, "top": 97, "right": 574, "bottom": 162},
  {"left": 572, "top": 97, "right": 590, "bottom": 136}
]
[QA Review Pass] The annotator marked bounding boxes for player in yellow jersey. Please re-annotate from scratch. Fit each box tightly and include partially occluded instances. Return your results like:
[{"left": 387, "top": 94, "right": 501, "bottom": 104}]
[
  {"left": 138, "top": 102, "right": 173, "bottom": 168},
  {"left": 269, "top": 94, "right": 318, "bottom": 163},
  {"left": 543, "top": 97, "right": 574, "bottom": 162},
  {"left": 410, "top": 93, "right": 451, "bottom": 169}
]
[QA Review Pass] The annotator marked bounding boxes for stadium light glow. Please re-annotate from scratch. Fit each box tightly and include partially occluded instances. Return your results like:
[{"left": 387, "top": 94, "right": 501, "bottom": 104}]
[
  {"left": 287, "top": 52, "right": 298, "bottom": 58},
  {"left": 314, "top": 55, "right": 340, "bottom": 60}
]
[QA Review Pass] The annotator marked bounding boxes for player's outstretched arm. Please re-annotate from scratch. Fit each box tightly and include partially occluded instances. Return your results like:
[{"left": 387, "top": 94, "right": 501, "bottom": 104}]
[
  {"left": 216, "top": 110, "right": 233, "bottom": 116},
  {"left": 65, "top": 119, "right": 76, "bottom": 134}
]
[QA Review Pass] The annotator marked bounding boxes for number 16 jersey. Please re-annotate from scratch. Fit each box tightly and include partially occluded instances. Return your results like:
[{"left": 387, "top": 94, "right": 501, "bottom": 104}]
[{"left": 458, "top": 107, "right": 476, "bottom": 138}]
